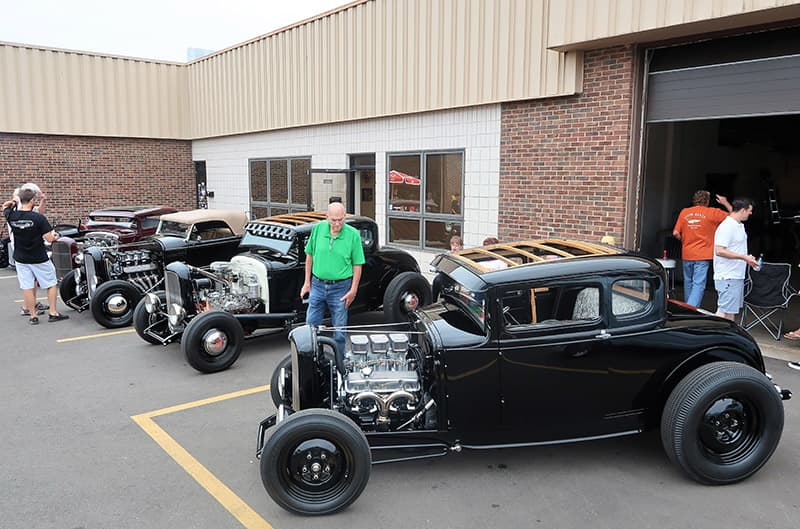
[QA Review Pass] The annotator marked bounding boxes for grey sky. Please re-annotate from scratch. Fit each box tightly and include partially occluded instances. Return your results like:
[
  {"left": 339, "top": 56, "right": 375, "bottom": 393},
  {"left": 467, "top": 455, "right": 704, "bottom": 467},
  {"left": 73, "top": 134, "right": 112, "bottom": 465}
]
[{"left": 0, "top": 0, "right": 349, "bottom": 62}]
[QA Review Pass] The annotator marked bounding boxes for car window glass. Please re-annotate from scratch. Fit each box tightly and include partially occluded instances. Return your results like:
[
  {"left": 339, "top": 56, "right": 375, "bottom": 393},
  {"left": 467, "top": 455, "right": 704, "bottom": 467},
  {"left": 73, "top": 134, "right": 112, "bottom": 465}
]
[
  {"left": 611, "top": 278, "right": 653, "bottom": 317},
  {"left": 501, "top": 284, "right": 601, "bottom": 331},
  {"left": 159, "top": 220, "right": 191, "bottom": 238},
  {"left": 140, "top": 216, "right": 160, "bottom": 230},
  {"left": 360, "top": 228, "right": 375, "bottom": 251},
  {"left": 194, "top": 221, "right": 234, "bottom": 241}
]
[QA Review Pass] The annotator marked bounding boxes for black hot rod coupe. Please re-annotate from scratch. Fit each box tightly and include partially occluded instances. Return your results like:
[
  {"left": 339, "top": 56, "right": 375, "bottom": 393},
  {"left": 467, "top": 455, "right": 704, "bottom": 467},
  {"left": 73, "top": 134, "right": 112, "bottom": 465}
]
[
  {"left": 256, "top": 238, "right": 791, "bottom": 515},
  {"left": 59, "top": 209, "right": 248, "bottom": 328},
  {"left": 134, "top": 212, "right": 431, "bottom": 373}
]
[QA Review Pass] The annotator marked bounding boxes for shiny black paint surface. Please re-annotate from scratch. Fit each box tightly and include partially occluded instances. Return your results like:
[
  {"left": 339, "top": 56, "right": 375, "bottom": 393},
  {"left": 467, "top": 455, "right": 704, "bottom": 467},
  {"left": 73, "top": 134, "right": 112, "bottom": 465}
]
[
  {"left": 267, "top": 248, "right": 777, "bottom": 460},
  {"left": 417, "top": 259, "right": 766, "bottom": 446},
  {"left": 169, "top": 216, "right": 421, "bottom": 328}
]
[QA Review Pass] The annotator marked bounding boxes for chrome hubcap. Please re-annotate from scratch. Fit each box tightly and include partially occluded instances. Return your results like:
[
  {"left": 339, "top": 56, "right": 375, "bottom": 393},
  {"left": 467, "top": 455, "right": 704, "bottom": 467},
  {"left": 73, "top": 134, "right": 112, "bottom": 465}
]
[
  {"left": 402, "top": 292, "right": 420, "bottom": 312},
  {"left": 202, "top": 329, "right": 228, "bottom": 356},
  {"left": 105, "top": 294, "right": 128, "bottom": 315}
]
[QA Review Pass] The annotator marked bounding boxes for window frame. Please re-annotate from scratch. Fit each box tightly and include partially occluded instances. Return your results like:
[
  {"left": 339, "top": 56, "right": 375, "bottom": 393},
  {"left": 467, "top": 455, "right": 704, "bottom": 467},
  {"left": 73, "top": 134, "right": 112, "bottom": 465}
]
[
  {"left": 498, "top": 279, "right": 606, "bottom": 338},
  {"left": 248, "top": 157, "right": 311, "bottom": 219},
  {"left": 385, "top": 149, "right": 465, "bottom": 251},
  {"left": 610, "top": 277, "right": 657, "bottom": 322}
]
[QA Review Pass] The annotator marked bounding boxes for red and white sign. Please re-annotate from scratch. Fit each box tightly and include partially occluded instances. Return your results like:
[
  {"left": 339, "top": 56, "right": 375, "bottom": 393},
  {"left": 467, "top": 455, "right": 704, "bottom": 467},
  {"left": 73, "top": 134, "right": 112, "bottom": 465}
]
[{"left": 388, "top": 170, "right": 420, "bottom": 185}]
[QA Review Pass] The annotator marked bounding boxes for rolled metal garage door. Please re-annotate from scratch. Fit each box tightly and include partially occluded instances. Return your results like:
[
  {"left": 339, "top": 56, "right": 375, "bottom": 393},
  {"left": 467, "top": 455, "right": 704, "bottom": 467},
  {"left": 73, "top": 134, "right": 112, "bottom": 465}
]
[{"left": 646, "top": 53, "right": 800, "bottom": 123}]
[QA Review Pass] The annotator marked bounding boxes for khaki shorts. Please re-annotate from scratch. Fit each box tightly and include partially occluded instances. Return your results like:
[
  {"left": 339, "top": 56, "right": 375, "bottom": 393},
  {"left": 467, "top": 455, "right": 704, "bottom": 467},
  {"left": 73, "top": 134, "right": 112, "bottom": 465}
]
[
  {"left": 714, "top": 279, "right": 744, "bottom": 314},
  {"left": 16, "top": 261, "right": 57, "bottom": 290}
]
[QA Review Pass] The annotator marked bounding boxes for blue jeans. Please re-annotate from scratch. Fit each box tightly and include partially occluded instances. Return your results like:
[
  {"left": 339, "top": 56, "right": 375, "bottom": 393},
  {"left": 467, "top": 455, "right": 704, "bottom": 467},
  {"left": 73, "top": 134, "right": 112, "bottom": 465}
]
[
  {"left": 682, "top": 259, "right": 710, "bottom": 307},
  {"left": 306, "top": 276, "right": 352, "bottom": 354}
]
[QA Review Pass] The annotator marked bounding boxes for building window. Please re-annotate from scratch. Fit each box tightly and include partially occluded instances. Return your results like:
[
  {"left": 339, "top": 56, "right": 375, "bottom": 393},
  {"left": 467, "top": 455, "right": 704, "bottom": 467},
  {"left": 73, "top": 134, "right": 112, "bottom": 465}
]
[
  {"left": 387, "top": 151, "right": 463, "bottom": 250},
  {"left": 249, "top": 158, "right": 311, "bottom": 219}
]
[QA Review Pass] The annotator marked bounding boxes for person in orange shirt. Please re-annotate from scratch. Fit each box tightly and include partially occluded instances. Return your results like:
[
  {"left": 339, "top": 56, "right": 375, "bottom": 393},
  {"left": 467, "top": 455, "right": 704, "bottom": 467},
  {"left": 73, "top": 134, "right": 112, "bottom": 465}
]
[{"left": 672, "top": 190, "right": 732, "bottom": 307}]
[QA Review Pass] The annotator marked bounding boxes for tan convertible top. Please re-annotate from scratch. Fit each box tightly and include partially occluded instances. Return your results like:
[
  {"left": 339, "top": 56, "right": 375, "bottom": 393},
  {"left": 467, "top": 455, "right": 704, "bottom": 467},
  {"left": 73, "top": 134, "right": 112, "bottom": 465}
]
[
  {"left": 450, "top": 239, "right": 621, "bottom": 273},
  {"left": 160, "top": 209, "right": 248, "bottom": 235}
]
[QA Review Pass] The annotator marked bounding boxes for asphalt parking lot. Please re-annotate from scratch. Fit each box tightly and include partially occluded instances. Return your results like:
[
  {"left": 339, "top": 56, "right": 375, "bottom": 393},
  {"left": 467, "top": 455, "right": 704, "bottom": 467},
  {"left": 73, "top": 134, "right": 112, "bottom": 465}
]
[{"left": 1, "top": 267, "right": 800, "bottom": 529}]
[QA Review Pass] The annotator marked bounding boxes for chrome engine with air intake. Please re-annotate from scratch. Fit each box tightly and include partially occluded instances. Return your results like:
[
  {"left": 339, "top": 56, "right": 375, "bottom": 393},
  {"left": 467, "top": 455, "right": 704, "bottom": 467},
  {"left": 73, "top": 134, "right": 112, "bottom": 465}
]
[{"left": 339, "top": 333, "right": 424, "bottom": 431}]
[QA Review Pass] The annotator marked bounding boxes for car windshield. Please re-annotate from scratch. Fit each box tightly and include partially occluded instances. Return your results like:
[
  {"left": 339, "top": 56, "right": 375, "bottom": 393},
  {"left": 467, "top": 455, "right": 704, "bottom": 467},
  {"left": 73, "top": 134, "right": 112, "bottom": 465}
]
[
  {"left": 438, "top": 274, "right": 487, "bottom": 329},
  {"left": 86, "top": 216, "right": 135, "bottom": 229},
  {"left": 158, "top": 220, "right": 192, "bottom": 238},
  {"left": 240, "top": 231, "right": 294, "bottom": 255}
]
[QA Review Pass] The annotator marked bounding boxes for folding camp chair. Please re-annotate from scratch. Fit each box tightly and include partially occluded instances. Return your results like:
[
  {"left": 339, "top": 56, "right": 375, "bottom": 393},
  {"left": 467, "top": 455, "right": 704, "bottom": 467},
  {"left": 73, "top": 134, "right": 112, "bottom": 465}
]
[{"left": 739, "top": 262, "right": 799, "bottom": 340}]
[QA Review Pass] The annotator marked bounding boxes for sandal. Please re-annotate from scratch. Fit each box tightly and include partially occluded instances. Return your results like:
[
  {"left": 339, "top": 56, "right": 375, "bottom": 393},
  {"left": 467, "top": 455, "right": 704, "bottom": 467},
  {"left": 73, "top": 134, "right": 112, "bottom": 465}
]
[
  {"left": 48, "top": 313, "right": 69, "bottom": 323},
  {"left": 29, "top": 316, "right": 39, "bottom": 325},
  {"left": 783, "top": 331, "right": 800, "bottom": 341},
  {"left": 20, "top": 307, "right": 45, "bottom": 317}
]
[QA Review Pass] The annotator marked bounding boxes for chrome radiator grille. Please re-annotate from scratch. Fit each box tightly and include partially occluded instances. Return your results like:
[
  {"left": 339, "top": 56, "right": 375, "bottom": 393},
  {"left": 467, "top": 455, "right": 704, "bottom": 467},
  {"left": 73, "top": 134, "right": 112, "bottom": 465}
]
[
  {"left": 51, "top": 241, "right": 73, "bottom": 279},
  {"left": 84, "top": 258, "right": 97, "bottom": 299},
  {"left": 165, "top": 270, "right": 182, "bottom": 315}
]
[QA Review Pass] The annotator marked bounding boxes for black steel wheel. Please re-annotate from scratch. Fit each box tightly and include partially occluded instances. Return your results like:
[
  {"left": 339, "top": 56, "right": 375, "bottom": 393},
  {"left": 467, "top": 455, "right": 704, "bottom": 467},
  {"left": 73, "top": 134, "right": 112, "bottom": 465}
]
[
  {"left": 270, "top": 354, "right": 293, "bottom": 408},
  {"left": 260, "top": 409, "right": 371, "bottom": 515},
  {"left": 182, "top": 310, "right": 244, "bottom": 373},
  {"left": 383, "top": 271, "right": 431, "bottom": 322},
  {"left": 59, "top": 269, "right": 87, "bottom": 310},
  {"left": 90, "top": 280, "right": 142, "bottom": 328},
  {"left": 133, "top": 291, "right": 168, "bottom": 345},
  {"left": 661, "top": 361, "right": 784, "bottom": 485}
]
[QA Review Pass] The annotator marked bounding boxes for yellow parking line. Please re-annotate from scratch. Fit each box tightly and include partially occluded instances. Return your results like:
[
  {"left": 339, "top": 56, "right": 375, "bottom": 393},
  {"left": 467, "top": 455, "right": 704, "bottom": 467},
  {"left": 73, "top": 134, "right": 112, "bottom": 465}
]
[
  {"left": 57, "top": 329, "right": 136, "bottom": 343},
  {"left": 144, "top": 386, "right": 269, "bottom": 417},
  {"left": 132, "top": 386, "right": 272, "bottom": 529},
  {"left": 14, "top": 297, "right": 48, "bottom": 302}
]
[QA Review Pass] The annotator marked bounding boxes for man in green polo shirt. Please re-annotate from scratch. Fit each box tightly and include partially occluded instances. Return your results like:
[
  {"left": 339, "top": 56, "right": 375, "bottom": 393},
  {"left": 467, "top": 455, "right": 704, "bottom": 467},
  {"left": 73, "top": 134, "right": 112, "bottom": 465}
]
[{"left": 301, "top": 201, "right": 365, "bottom": 353}]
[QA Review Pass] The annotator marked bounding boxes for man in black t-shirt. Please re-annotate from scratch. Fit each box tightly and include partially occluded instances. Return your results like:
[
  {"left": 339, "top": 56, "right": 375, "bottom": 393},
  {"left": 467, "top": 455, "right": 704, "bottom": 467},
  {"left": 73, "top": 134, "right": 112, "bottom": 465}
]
[{"left": 2, "top": 188, "right": 69, "bottom": 325}]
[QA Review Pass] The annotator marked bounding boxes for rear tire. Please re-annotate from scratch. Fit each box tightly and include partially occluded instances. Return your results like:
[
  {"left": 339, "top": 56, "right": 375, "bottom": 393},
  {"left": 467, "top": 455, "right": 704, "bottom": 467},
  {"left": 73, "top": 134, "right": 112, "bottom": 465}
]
[{"left": 661, "top": 362, "right": 784, "bottom": 485}]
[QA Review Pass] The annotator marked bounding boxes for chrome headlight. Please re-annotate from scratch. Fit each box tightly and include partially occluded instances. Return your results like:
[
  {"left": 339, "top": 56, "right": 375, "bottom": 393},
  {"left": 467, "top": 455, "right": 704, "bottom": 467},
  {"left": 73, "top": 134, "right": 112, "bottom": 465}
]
[
  {"left": 167, "top": 304, "right": 186, "bottom": 326},
  {"left": 74, "top": 252, "right": 84, "bottom": 265},
  {"left": 144, "top": 293, "right": 161, "bottom": 314}
]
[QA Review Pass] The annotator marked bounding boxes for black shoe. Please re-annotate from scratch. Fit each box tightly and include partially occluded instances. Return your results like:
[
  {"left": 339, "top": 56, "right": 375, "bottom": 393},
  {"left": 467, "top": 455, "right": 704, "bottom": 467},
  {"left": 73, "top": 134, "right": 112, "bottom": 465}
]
[
  {"left": 48, "top": 313, "right": 69, "bottom": 323},
  {"left": 35, "top": 302, "right": 49, "bottom": 311},
  {"left": 29, "top": 317, "right": 39, "bottom": 325}
]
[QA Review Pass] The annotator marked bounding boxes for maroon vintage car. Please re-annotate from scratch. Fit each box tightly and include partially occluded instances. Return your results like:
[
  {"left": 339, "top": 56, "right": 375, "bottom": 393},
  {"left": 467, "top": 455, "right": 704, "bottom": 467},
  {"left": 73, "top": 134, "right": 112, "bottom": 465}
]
[{"left": 51, "top": 205, "right": 177, "bottom": 279}]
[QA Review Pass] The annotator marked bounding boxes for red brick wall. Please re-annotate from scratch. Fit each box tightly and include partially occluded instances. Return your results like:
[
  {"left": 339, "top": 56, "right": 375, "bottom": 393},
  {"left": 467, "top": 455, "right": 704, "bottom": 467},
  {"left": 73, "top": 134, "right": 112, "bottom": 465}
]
[
  {"left": 0, "top": 133, "right": 194, "bottom": 234},
  {"left": 499, "top": 46, "right": 634, "bottom": 242}
]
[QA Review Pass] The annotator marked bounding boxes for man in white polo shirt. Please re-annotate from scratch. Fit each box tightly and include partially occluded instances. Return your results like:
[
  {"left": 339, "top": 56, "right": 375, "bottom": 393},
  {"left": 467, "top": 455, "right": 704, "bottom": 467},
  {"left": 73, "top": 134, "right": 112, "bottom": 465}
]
[{"left": 712, "top": 197, "right": 759, "bottom": 321}]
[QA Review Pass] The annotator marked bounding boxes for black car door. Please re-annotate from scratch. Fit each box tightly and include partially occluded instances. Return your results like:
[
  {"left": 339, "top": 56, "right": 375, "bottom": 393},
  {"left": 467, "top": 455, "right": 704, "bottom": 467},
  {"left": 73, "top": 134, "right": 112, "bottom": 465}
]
[{"left": 496, "top": 277, "right": 659, "bottom": 443}]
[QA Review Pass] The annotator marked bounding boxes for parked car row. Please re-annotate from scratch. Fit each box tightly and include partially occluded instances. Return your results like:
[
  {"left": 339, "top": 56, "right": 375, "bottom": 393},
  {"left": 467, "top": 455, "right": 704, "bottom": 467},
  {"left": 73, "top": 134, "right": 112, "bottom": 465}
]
[
  {"left": 50, "top": 207, "right": 431, "bottom": 373},
  {"left": 4, "top": 206, "right": 791, "bottom": 518}
]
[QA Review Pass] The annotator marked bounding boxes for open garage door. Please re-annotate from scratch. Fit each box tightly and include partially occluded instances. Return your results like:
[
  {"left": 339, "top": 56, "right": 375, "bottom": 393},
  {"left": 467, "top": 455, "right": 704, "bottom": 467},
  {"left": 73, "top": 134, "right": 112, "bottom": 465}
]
[{"left": 639, "top": 27, "right": 800, "bottom": 308}]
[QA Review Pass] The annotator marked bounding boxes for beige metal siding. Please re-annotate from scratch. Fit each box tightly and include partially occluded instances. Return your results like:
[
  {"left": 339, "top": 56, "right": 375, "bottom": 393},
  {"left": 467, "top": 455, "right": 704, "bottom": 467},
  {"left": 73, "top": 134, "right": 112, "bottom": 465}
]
[
  {"left": 4, "top": 0, "right": 799, "bottom": 139},
  {"left": 187, "top": 0, "right": 582, "bottom": 138},
  {"left": 0, "top": 43, "right": 188, "bottom": 138},
  {"left": 548, "top": 0, "right": 800, "bottom": 50}
]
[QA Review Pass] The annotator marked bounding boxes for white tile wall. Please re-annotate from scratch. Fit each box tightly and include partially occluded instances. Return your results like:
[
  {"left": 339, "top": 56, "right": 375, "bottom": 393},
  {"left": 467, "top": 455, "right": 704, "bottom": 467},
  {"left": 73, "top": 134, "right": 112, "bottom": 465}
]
[{"left": 192, "top": 105, "right": 502, "bottom": 272}]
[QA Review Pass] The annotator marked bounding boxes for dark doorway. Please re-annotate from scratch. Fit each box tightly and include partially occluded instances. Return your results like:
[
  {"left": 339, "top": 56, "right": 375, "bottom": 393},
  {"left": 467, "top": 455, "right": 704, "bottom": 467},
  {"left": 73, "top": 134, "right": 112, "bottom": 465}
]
[
  {"left": 639, "top": 115, "right": 800, "bottom": 306},
  {"left": 350, "top": 153, "right": 376, "bottom": 219},
  {"left": 194, "top": 161, "right": 208, "bottom": 209}
]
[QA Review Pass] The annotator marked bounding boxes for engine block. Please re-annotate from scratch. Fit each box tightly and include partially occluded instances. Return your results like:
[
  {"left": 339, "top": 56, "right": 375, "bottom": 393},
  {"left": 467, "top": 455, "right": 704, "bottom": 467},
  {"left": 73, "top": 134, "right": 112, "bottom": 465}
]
[
  {"left": 199, "top": 261, "right": 263, "bottom": 313},
  {"left": 342, "top": 333, "right": 422, "bottom": 430}
]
